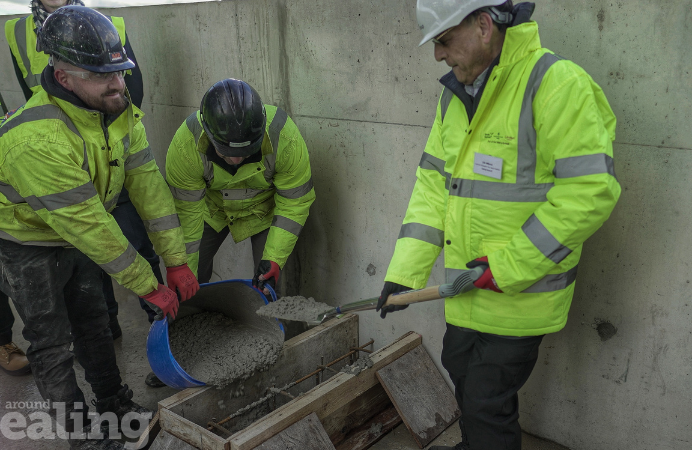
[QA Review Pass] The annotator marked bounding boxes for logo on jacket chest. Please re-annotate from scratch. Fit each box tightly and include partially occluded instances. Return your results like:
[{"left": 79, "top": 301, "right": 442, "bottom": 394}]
[{"left": 483, "top": 132, "right": 516, "bottom": 146}]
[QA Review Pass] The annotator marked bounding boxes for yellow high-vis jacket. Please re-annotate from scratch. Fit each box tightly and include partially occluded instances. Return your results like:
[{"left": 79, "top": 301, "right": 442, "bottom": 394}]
[
  {"left": 5, "top": 15, "right": 127, "bottom": 96},
  {"left": 0, "top": 90, "right": 187, "bottom": 296},
  {"left": 385, "top": 21, "right": 621, "bottom": 336},
  {"left": 166, "top": 106, "right": 315, "bottom": 277}
]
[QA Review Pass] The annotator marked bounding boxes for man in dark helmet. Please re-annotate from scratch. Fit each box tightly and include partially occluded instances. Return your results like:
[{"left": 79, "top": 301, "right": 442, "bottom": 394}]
[
  {"left": 0, "top": 6, "right": 198, "bottom": 449},
  {"left": 166, "top": 78, "right": 315, "bottom": 302},
  {"left": 3, "top": 0, "right": 158, "bottom": 349}
]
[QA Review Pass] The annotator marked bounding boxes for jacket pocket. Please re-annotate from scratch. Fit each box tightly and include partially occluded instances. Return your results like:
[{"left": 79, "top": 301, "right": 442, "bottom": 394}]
[
  {"left": 13, "top": 205, "right": 48, "bottom": 231},
  {"left": 481, "top": 239, "right": 509, "bottom": 255}
]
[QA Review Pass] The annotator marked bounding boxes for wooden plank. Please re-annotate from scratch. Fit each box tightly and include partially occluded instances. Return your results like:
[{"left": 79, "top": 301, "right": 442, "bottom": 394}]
[
  {"left": 321, "top": 383, "right": 391, "bottom": 445},
  {"left": 159, "top": 314, "right": 358, "bottom": 441},
  {"left": 158, "top": 387, "right": 212, "bottom": 412},
  {"left": 159, "top": 407, "right": 227, "bottom": 450},
  {"left": 229, "top": 332, "right": 422, "bottom": 450},
  {"left": 376, "top": 345, "right": 460, "bottom": 448},
  {"left": 334, "top": 405, "right": 401, "bottom": 450},
  {"left": 147, "top": 431, "right": 198, "bottom": 450},
  {"left": 128, "top": 410, "right": 162, "bottom": 450},
  {"left": 253, "top": 412, "right": 335, "bottom": 450}
]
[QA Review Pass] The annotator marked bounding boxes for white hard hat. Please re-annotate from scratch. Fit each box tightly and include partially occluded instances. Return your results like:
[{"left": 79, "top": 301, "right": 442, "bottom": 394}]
[{"left": 416, "top": 0, "right": 510, "bottom": 46}]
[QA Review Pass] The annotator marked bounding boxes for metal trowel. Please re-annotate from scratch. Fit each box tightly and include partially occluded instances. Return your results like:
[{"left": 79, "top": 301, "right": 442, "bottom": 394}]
[{"left": 305, "top": 265, "right": 485, "bottom": 326}]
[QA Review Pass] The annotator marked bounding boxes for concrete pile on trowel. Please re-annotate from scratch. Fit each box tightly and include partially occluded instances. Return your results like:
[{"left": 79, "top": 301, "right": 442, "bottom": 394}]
[{"left": 256, "top": 266, "right": 485, "bottom": 326}]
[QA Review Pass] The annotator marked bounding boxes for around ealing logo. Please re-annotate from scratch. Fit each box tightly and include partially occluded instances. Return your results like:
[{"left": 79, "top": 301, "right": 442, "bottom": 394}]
[{"left": 1, "top": 401, "right": 151, "bottom": 442}]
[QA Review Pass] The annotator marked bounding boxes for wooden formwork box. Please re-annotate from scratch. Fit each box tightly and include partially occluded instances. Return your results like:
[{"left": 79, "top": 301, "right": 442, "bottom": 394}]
[{"left": 155, "top": 313, "right": 423, "bottom": 449}]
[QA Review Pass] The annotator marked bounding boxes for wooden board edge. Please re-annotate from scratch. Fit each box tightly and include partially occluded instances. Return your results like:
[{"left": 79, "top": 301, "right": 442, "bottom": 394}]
[
  {"left": 229, "top": 332, "right": 422, "bottom": 450},
  {"left": 160, "top": 406, "right": 226, "bottom": 450}
]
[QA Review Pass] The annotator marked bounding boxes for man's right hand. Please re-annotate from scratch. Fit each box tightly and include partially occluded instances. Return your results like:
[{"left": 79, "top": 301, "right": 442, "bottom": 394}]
[
  {"left": 142, "top": 284, "right": 179, "bottom": 321},
  {"left": 376, "top": 282, "right": 413, "bottom": 319}
]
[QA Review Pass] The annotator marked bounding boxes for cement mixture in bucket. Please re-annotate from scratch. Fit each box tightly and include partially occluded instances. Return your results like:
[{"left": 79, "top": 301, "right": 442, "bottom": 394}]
[
  {"left": 169, "top": 312, "right": 283, "bottom": 387},
  {"left": 255, "top": 296, "right": 332, "bottom": 322}
]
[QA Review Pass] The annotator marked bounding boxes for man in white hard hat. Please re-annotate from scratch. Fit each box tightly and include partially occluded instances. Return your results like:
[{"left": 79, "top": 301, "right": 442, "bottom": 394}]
[{"left": 377, "top": 1, "right": 620, "bottom": 449}]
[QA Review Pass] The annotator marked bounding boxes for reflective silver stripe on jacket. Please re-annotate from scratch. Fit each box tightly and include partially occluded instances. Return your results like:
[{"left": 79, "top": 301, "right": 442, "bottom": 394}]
[
  {"left": 398, "top": 222, "right": 444, "bottom": 248},
  {"left": 443, "top": 52, "right": 561, "bottom": 203},
  {"left": 523, "top": 265, "right": 578, "bottom": 293},
  {"left": 271, "top": 215, "right": 302, "bottom": 236},
  {"left": 220, "top": 188, "right": 271, "bottom": 201},
  {"left": 263, "top": 108, "right": 288, "bottom": 182},
  {"left": 516, "top": 53, "right": 562, "bottom": 185},
  {"left": 277, "top": 178, "right": 313, "bottom": 199},
  {"left": 186, "top": 239, "right": 201, "bottom": 254},
  {"left": 419, "top": 152, "right": 451, "bottom": 184},
  {"left": 522, "top": 214, "right": 572, "bottom": 264},
  {"left": 103, "top": 193, "right": 120, "bottom": 212},
  {"left": 25, "top": 182, "right": 97, "bottom": 212},
  {"left": 169, "top": 185, "right": 205, "bottom": 202},
  {"left": 445, "top": 265, "right": 577, "bottom": 293},
  {"left": 449, "top": 179, "right": 553, "bottom": 202},
  {"left": 0, "top": 104, "right": 89, "bottom": 176},
  {"left": 121, "top": 135, "right": 130, "bottom": 154},
  {"left": 0, "top": 229, "right": 69, "bottom": 247},
  {"left": 0, "top": 104, "right": 80, "bottom": 139},
  {"left": 143, "top": 214, "right": 181, "bottom": 233},
  {"left": 185, "top": 112, "right": 203, "bottom": 146},
  {"left": 198, "top": 154, "right": 215, "bottom": 187},
  {"left": 554, "top": 154, "right": 615, "bottom": 179},
  {"left": 440, "top": 88, "right": 454, "bottom": 123},
  {"left": 13, "top": 18, "right": 40, "bottom": 89},
  {"left": 0, "top": 182, "right": 24, "bottom": 203},
  {"left": 100, "top": 243, "right": 137, "bottom": 274},
  {"left": 124, "top": 146, "right": 154, "bottom": 171}
]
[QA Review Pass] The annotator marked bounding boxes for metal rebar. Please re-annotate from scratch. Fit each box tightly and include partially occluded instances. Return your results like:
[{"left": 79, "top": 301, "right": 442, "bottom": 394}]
[
  {"left": 207, "top": 420, "right": 233, "bottom": 436},
  {"left": 210, "top": 339, "right": 375, "bottom": 430}
]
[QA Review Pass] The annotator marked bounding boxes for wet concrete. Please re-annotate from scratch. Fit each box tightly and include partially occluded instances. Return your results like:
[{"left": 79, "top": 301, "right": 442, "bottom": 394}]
[{"left": 0, "top": 281, "right": 570, "bottom": 450}]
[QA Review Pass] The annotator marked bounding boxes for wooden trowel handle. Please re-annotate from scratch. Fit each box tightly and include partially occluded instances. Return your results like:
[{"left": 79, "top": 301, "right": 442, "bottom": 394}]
[{"left": 383, "top": 286, "right": 442, "bottom": 306}]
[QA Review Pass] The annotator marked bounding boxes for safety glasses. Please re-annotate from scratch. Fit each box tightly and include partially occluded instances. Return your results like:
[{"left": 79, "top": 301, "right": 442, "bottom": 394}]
[
  {"left": 431, "top": 27, "right": 454, "bottom": 44},
  {"left": 64, "top": 70, "right": 125, "bottom": 83}
]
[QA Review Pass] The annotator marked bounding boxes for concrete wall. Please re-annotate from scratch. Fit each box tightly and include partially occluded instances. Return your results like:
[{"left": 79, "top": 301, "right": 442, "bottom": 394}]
[{"left": 2, "top": 1, "right": 691, "bottom": 448}]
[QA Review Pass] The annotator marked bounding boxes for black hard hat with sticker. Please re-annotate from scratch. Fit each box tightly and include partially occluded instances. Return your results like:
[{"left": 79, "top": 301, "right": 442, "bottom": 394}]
[{"left": 36, "top": 5, "right": 134, "bottom": 73}]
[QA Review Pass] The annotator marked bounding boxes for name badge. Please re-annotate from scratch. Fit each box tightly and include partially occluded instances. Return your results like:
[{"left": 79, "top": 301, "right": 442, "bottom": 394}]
[{"left": 473, "top": 153, "right": 503, "bottom": 180}]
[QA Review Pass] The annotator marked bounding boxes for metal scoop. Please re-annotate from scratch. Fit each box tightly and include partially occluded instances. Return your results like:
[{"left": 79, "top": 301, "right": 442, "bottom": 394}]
[{"left": 306, "top": 266, "right": 485, "bottom": 326}]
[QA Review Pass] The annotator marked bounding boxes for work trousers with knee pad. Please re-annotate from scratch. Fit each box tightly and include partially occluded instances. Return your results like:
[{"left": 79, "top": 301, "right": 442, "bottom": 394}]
[
  {"left": 0, "top": 238, "right": 123, "bottom": 430},
  {"left": 441, "top": 324, "right": 543, "bottom": 450}
]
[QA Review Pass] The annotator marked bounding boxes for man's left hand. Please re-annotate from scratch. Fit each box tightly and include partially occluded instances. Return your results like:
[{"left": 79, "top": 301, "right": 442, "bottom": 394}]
[
  {"left": 166, "top": 264, "right": 200, "bottom": 301},
  {"left": 253, "top": 260, "right": 280, "bottom": 295},
  {"left": 466, "top": 256, "right": 502, "bottom": 292}
]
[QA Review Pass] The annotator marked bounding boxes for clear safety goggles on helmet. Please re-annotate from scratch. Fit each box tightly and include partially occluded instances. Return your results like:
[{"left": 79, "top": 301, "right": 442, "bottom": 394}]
[{"left": 63, "top": 70, "right": 126, "bottom": 83}]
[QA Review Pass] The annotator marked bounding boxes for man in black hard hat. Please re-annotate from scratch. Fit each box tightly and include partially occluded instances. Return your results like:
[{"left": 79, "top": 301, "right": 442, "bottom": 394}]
[
  {"left": 0, "top": 6, "right": 199, "bottom": 449},
  {"left": 167, "top": 78, "right": 315, "bottom": 302},
  {"left": 3, "top": 0, "right": 160, "bottom": 349}
]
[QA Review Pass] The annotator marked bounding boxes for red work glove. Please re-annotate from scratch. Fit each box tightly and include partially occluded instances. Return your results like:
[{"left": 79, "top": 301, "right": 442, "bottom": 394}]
[
  {"left": 465, "top": 257, "right": 502, "bottom": 292},
  {"left": 166, "top": 263, "right": 200, "bottom": 302},
  {"left": 142, "top": 284, "right": 179, "bottom": 321},
  {"left": 252, "top": 260, "right": 280, "bottom": 295}
]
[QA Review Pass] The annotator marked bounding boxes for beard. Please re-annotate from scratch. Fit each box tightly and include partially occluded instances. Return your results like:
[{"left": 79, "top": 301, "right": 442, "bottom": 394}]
[{"left": 73, "top": 85, "right": 129, "bottom": 116}]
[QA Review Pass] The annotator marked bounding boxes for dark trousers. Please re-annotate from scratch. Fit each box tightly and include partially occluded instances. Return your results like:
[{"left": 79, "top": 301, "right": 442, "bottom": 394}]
[
  {"left": 0, "top": 239, "right": 122, "bottom": 428},
  {"left": 441, "top": 324, "right": 543, "bottom": 450},
  {"left": 0, "top": 290, "right": 13, "bottom": 346},
  {"left": 103, "top": 190, "right": 162, "bottom": 323},
  {"left": 198, "top": 223, "right": 271, "bottom": 285}
]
